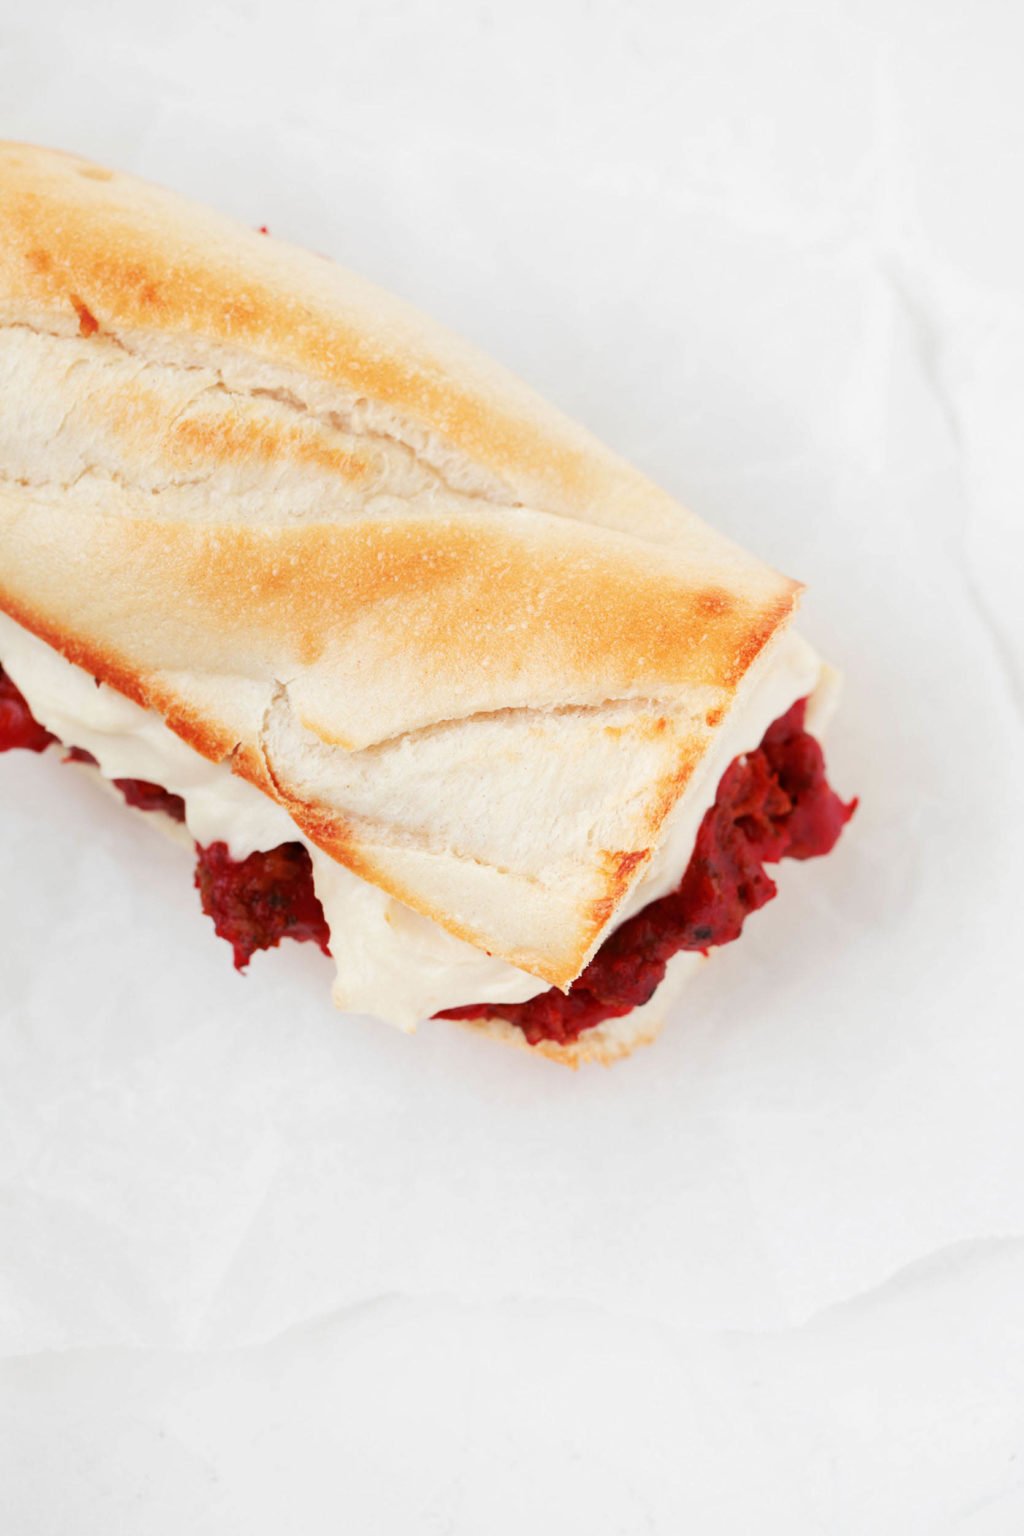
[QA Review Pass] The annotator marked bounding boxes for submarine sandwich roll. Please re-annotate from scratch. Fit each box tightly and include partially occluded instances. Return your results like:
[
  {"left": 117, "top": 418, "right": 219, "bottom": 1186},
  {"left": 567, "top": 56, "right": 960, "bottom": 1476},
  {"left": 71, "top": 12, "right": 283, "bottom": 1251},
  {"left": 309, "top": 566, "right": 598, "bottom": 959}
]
[{"left": 0, "top": 143, "right": 855, "bottom": 1064}]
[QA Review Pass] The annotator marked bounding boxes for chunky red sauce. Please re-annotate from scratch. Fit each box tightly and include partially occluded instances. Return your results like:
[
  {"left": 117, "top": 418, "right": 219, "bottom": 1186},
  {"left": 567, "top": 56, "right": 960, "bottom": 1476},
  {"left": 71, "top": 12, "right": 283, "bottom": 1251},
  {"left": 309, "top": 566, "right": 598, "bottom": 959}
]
[
  {"left": 439, "top": 699, "right": 856, "bottom": 1045},
  {"left": 114, "top": 777, "right": 187, "bottom": 820},
  {"left": 0, "top": 666, "right": 58, "bottom": 753},
  {"left": 0, "top": 664, "right": 854, "bottom": 1045},
  {"left": 0, "top": 665, "right": 327, "bottom": 968},
  {"left": 194, "top": 840, "right": 331, "bottom": 968},
  {"left": 63, "top": 745, "right": 187, "bottom": 821}
]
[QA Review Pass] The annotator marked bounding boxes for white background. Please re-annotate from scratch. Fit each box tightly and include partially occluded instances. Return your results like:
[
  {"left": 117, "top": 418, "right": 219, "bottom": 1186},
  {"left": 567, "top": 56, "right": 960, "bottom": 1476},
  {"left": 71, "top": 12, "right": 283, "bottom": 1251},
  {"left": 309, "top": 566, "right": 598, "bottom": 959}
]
[{"left": 1, "top": 0, "right": 1023, "bottom": 1530}]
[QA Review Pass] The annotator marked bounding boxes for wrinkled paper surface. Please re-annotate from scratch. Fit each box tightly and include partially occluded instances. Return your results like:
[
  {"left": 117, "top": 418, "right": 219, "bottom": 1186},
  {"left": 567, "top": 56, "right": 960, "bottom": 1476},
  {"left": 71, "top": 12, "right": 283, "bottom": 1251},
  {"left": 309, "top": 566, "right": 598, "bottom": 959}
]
[{"left": 1, "top": 0, "right": 1023, "bottom": 1526}]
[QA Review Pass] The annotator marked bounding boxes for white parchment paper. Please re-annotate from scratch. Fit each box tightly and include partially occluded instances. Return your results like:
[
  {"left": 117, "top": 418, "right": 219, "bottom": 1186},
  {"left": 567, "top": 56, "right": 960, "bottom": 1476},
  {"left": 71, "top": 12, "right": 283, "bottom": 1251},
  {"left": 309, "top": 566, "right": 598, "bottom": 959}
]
[{"left": 0, "top": 0, "right": 1021, "bottom": 1408}]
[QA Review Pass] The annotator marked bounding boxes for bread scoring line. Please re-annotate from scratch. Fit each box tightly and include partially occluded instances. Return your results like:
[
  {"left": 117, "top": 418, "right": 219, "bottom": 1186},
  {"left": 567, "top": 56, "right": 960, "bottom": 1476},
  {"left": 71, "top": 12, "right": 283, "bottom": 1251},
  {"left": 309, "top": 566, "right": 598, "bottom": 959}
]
[
  {"left": 254, "top": 680, "right": 697, "bottom": 887},
  {"left": 297, "top": 691, "right": 722, "bottom": 758},
  {"left": 0, "top": 465, "right": 216, "bottom": 497},
  {"left": 0, "top": 318, "right": 525, "bottom": 514},
  {"left": 254, "top": 683, "right": 556, "bottom": 889}
]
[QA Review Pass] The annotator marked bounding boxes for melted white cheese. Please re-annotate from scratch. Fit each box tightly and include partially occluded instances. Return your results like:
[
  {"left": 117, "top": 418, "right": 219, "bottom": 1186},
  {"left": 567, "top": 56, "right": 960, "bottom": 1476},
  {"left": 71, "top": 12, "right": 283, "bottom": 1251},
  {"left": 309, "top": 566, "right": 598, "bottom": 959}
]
[{"left": 0, "top": 612, "right": 830, "bottom": 1027}]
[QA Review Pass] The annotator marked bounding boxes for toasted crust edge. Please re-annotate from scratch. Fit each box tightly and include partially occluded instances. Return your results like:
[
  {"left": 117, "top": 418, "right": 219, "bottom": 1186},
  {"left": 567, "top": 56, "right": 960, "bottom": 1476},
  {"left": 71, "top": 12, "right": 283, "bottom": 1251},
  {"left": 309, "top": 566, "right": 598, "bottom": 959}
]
[
  {"left": 62, "top": 760, "right": 701, "bottom": 1067},
  {"left": 444, "top": 950, "right": 707, "bottom": 1067}
]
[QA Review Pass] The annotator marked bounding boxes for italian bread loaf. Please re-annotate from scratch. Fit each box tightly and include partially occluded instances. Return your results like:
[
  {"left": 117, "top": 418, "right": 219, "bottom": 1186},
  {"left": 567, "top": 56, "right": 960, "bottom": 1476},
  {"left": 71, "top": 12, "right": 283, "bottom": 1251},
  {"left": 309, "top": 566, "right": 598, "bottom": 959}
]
[{"left": 0, "top": 143, "right": 800, "bottom": 991}]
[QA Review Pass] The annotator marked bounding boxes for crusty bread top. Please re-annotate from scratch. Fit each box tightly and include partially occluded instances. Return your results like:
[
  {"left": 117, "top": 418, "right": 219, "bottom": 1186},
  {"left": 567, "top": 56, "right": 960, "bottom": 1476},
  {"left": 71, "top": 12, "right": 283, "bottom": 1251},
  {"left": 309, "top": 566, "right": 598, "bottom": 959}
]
[{"left": 0, "top": 142, "right": 800, "bottom": 988}]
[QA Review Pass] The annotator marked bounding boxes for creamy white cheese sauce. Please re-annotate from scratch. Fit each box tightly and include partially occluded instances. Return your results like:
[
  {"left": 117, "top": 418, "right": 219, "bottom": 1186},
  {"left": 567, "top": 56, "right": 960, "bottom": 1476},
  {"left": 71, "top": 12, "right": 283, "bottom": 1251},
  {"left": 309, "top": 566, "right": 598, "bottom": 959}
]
[{"left": 0, "top": 612, "right": 830, "bottom": 1027}]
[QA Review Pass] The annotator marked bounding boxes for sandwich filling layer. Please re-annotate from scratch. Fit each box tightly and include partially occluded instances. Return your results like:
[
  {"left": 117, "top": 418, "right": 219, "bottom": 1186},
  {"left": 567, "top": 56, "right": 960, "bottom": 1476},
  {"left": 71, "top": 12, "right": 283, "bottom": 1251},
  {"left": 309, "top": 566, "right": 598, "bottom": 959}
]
[
  {"left": 441, "top": 696, "right": 854, "bottom": 1043},
  {"left": 0, "top": 615, "right": 853, "bottom": 1042}
]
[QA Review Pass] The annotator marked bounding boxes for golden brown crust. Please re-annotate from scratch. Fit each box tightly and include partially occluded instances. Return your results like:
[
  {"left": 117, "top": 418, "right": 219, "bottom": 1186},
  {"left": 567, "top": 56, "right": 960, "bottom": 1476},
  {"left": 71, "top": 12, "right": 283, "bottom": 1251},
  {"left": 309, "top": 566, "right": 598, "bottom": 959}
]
[
  {"left": 0, "top": 503, "right": 797, "bottom": 749},
  {"left": 0, "top": 144, "right": 611, "bottom": 511},
  {"left": 0, "top": 143, "right": 657, "bottom": 523},
  {"left": 0, "top": 142, "right": 804, "bottom": 988},
  {"left": 0, "top": 141, "right": 792, "bottom": 554},
  {"left": 447, "top": 950, "right": 705, "bottom": 1065}
]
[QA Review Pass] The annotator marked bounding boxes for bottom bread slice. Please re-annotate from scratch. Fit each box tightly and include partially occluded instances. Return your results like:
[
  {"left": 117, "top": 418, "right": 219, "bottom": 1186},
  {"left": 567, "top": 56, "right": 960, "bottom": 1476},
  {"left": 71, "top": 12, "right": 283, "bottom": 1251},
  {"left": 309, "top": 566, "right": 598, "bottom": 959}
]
[
  {"left": 3, "top": 639, "right": 856, "bottom": 1065},
  {"left": 450, "top": 950, "right": 707, "bottom": 1067},
  {"left": 72, "top": 767, "right": 701, "bottom": 1066}
]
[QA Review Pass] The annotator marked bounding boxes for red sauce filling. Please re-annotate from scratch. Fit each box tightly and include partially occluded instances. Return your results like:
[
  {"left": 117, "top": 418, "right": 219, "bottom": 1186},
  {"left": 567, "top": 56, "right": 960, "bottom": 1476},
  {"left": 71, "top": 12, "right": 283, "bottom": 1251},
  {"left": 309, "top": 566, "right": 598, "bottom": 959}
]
[
  {"left": 64, "top": 745, "right": 187, "bottom": 822},
  {"left": 439, "top": 698, "right": 856, "bottom": 1046},
  {"left": 0, "top": 666, "right": 328, "bottom": 969},
  {"left": 0, "top": 666, "right": 58, "bottom": 753},
  {"left": 194, "top": 841, "right": 331, "bottom": 969},
  {"left": 0, "top": 664, "right": 854, "bottom": 1045},
  {"left": 114, "top": 777, "right": 187, "bottom": 821}
]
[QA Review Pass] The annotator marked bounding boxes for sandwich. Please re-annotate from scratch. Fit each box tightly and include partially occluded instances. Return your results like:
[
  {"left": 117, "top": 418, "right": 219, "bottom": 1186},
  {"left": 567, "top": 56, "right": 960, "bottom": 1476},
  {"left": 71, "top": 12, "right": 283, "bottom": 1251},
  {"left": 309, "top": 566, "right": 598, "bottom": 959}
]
[{"left": 0, "top": 142, "right": 856, "bottom": 1066}]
